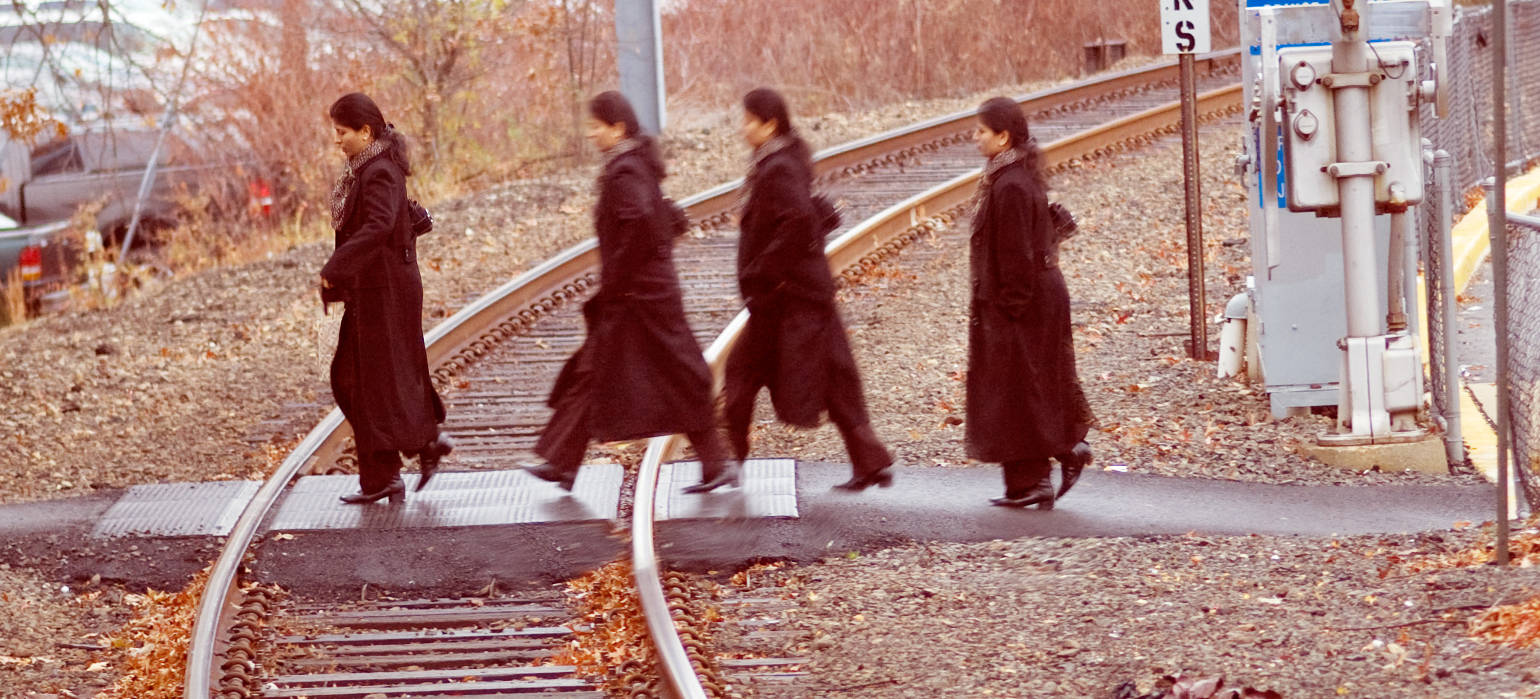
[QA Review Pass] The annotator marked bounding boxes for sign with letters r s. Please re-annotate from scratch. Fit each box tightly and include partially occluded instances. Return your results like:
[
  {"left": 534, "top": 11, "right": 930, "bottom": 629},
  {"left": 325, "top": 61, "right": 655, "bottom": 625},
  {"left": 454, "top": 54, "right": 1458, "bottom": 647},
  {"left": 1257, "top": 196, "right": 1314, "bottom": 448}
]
[{"left": 1161, "top": 0, "right": 1211, "bottom": 55}]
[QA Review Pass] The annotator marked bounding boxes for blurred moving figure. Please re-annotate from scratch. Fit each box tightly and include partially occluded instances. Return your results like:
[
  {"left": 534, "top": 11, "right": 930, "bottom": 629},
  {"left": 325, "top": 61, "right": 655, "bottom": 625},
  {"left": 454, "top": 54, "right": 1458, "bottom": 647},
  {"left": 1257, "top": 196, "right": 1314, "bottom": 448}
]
[
  {"left": 966, "top": 97, "right": 1094, "bottom": 510},
  {"left": 719, "top": 87, "right": 894, "bottom": 494},
  {"left": 524, "top": 91, "right": 737, "bottom": 492},
  {"left": 321, "top": 92, "right": 453, "bottom": 506}
]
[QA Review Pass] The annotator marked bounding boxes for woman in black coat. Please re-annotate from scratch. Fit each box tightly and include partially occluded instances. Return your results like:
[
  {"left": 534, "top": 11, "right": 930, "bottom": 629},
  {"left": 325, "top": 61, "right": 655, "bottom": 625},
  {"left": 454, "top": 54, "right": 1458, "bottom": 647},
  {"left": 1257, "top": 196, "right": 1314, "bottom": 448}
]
[
  {"left": 967, "top": 97, "right": 1094, "bottom": 510},
  {"left": 321, "top": 93, "right": 453, "bottom": 505},
  {"left": 524, "top": 91, "right": 737, "bottom": 492},
  {"left": 713, "top": 88, "right": 893, "bottom": 493}
]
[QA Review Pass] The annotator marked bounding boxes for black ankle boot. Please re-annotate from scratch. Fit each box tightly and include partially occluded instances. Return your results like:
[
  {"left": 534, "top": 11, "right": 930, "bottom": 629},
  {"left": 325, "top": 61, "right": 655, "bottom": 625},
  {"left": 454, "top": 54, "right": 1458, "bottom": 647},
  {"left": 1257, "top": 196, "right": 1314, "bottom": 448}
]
[
  {"left": 989, "top": 480, "right": 1054, "bottom": 510},
  {"left": 1055, "top": 441, "right": 1092, "bottom": 498},
  {"left": 682, "top": 460, "right": 742, "bottom": 494},
  {"left": 522, "top": 463, "right": 576, "bottom": 491},
  {"left": 340, "top": 477, "right": 406, "bottom": 505},
  {"left": 832, "top": 467, "right": 894, "bottom": 492},
  {"left": 415, "top": 432, "right": 454, "bottom": 492}
]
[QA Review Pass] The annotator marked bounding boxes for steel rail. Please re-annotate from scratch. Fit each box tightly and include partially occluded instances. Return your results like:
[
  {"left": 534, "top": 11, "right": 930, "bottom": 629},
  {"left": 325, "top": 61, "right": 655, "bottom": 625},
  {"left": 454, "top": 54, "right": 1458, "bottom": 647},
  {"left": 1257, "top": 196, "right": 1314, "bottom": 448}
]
[
  {"left": 632, "top": 82, "right": 1244, "bottom": 699},
  {"left": 186, "top": 60, "right": 1240, "bottom": 698}
]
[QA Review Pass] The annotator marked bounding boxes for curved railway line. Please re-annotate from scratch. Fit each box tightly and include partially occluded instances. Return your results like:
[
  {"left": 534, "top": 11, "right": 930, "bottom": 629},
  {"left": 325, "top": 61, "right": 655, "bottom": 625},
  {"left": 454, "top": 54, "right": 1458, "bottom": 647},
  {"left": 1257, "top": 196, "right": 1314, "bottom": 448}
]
[{"left": 186, "top": 51, "right": 1243, "bottom": 699}]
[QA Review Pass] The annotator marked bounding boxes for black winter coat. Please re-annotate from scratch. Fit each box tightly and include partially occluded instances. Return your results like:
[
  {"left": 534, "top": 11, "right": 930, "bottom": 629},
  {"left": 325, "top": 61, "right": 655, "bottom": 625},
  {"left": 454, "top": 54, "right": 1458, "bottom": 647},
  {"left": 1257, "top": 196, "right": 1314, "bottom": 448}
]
[
  {"left": 965, "top": 161, "right": 1092, "bottom": 462},
  {"left": 733, "top": 144, "right": 865, "bottom": 428},
  {"left": 321, "top": 151, "right": 445, "bottom": 454},
  {"left": 545, "top": 147, "right": 715, "bottom": 441}
]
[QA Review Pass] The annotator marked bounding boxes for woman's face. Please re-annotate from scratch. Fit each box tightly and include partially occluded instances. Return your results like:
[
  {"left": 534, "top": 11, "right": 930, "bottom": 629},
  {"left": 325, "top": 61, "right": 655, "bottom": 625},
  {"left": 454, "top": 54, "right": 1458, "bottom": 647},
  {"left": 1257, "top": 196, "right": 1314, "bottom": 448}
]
[
  {"left": 974, "top": 119, "right": 1010, "bottom": 158},
  {"left": 742, "top": 113, "right": 776, "bottom": 149},
  {"left": 334, "top": 122, "right": 372, "bottom": 159},
  {"left": 587, "top": 117, "right": 627, "bottom": 152}
]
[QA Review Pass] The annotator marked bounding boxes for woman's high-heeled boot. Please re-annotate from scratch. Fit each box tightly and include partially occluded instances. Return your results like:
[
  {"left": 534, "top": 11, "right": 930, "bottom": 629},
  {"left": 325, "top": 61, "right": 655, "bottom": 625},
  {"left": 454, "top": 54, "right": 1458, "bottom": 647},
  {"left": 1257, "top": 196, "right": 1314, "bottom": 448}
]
[
  {"left": 522, "top": 463, "right": 577, "bottom": 491},
  {"left": 340, "top": 477, "right": 406, "bottom": 505},
  {"left": 832, "top": 467, "right": 894, "bottom": 492},
  {"left": 1055, "top": 441, "right": 1092, "bottom": 498},
  {"left": 415, "top": 432, "right": 455, "bottom": 492},
  {"left": 989, "top": 479, "right": 1054, "bottom": 510},
  {"left": 682, "top": 460, "right": 742, "bottom": 494}
]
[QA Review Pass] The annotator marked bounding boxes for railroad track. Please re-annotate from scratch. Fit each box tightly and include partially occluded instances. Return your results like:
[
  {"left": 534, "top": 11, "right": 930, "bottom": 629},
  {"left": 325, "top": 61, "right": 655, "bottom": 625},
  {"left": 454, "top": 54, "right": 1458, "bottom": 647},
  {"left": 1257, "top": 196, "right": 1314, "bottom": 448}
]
[{"left": 186, "top": 51, "right": 1242, "bottom": 699}]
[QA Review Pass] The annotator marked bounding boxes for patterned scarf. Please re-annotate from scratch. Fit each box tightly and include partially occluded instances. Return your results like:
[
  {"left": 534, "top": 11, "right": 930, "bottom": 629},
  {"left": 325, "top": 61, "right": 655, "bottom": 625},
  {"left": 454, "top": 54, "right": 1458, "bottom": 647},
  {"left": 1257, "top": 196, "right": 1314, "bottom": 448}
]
[
  {"left": 969, "top": 143, "right": 1026, "bottom": 234},
  {"left": 737, "top": 134, "right": 796, "bottom": 215},
  {"left": 329, "top": 136, "right": 389, "bottom": 231},
  {"left": 597, "top": 137, "right": 645, "bottom": 183}
]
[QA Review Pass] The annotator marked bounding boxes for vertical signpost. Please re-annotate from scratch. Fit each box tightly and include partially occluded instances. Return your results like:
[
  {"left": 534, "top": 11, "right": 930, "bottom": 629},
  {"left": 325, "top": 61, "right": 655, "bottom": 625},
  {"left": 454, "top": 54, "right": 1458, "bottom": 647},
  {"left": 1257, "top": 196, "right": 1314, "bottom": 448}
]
[
  {"left": 615, "top": 0, "right": 666, "bottom": 134},
  {"left": 1162, "top": 0, "right": 1210, "bottom": 359}
]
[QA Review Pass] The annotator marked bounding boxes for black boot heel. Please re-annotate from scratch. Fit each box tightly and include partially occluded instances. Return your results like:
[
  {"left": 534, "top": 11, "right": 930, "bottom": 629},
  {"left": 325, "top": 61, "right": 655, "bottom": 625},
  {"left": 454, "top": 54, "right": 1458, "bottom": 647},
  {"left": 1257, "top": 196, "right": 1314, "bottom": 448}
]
[
  {"left": 682, "top": 461, "right": 742, "bottom": 494},
  {"left": 341, "top": 479, "right": 406, "bottom": 505},
  {"left": 416, "top": 433, "right": 455, "bottom": 492},
  {"left": 832, "top": 468, "right": 893, "bottom": 492},
  {"left": 522, "top": 463, "right": 576, "bottom": 491}
]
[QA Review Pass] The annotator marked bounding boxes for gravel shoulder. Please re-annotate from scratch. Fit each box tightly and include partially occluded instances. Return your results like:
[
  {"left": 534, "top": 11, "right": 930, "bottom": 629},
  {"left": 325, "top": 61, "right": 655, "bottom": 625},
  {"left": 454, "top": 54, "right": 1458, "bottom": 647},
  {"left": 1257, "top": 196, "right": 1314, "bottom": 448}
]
[
  {"left": 717, "top": 525, "right": 1540, "bottom": 698},
  {"left": 0, "top": 566, "right": 128, "bottom": 697}
]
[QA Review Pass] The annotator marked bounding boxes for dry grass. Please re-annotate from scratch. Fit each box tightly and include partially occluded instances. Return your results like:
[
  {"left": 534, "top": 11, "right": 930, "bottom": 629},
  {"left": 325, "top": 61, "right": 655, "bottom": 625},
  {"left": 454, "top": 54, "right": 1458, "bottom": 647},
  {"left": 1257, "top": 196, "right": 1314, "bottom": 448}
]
[{"left": 0, "top": 268, "right": 25, "bottom": 328}]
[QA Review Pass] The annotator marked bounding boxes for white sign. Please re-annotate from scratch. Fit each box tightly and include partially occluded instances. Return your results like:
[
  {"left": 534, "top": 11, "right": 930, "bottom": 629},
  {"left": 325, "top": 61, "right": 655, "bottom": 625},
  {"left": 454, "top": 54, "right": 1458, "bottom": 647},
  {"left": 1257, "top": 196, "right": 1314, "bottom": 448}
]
[{"left": 1161, "top": 0, "right": 1211, "bottom": 54}]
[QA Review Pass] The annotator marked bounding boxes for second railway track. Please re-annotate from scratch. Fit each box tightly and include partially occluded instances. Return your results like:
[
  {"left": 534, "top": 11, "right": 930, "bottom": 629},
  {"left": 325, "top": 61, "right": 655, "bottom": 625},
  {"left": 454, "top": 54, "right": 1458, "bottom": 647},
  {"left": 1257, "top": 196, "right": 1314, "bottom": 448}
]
[{"left": 187, "top": 51, "right": 1244, "bottom": 698}]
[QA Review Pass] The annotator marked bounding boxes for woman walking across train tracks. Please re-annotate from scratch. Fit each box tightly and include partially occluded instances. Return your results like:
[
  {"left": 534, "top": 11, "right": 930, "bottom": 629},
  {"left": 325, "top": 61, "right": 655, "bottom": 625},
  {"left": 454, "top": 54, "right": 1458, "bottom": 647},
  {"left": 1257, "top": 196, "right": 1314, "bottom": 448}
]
[
  {"left": 708, "top": 87, "right": 894, "bottom": 494},
  {"left": 523, "top": 91, "right": 738, "bottom": 492},
  {"left": 321, "top": 92, "right": 453, "bottom": 505},
  {"left": 967, "top": 97, "right": 1093, "bottom": 509}
]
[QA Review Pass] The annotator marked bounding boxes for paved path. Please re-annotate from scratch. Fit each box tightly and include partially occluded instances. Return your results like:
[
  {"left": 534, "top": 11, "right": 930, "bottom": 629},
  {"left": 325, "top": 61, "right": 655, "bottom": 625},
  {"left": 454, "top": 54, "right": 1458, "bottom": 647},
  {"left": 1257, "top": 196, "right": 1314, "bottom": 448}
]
[
  {"left": 655, "top": 462, "right": 1494, "bottom": 571},
  {"left": 0, "top": 462, "right": 1494, "bottom": 592}
]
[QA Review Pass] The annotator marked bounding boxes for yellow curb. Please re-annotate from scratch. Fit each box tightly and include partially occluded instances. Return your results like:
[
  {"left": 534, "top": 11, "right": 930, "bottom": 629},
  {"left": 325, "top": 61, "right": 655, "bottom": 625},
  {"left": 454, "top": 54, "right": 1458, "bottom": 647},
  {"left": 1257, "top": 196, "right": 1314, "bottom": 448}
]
[
  {"left": 1428, "top": 164, "right": 1540, "bottom": 490},
  {"left": 1460, "top": 384, "right": 1521, "bottom": 518}
]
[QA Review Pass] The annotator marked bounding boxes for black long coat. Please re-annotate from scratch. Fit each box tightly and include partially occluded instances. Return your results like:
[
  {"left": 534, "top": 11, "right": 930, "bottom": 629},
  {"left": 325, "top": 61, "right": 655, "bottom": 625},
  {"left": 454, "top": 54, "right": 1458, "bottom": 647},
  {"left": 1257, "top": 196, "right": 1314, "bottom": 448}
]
[
  {"left": 321, "top": 151, "right": 445, "bottom": 455},
  {"left": 732, "top": 144, "right": 866, "bottom": 429},
  {"left": 965, "top": 161, "right": 1092, "bottom": 462},
  {"left": 545, "top": 147, "right": 715, "bottom": 441}
]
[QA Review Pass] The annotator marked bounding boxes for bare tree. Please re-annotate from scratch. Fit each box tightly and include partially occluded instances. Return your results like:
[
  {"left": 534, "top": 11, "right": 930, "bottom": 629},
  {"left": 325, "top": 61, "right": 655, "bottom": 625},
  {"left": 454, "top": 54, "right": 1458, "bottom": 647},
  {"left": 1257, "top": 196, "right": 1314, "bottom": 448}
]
[{"left": 338, "top": 0, "right": 524, "bottom": 170}]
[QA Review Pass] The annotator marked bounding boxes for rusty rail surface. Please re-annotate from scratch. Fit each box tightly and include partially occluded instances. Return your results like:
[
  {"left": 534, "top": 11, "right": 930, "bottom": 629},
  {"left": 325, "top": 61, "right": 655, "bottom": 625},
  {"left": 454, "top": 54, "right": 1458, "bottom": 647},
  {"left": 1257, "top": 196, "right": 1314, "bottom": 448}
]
[{"left": 186, "top": 55, "right": 1239, "bottom": 698}]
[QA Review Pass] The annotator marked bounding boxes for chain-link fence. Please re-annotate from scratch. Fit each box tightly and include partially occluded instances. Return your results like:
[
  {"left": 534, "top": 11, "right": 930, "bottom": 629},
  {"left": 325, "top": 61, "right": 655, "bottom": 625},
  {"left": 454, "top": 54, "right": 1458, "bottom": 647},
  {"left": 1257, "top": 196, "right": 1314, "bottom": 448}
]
[
  {"left": 1417, "top": 2, "right": 1540, "bottom": 511},
  {"left": 1501, "top": 219, "right": 1540, "bottom": 510}
]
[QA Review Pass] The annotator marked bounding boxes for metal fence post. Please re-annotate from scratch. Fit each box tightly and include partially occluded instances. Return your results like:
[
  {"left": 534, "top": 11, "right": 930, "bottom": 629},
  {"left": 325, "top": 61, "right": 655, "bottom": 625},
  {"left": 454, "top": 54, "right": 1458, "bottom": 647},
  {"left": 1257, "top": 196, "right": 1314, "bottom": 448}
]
[
  {"left": 1433, "top": 150, "right": 1464, "bottom": 467},
  {"left": 1491, "top": 0, "right": 1513, "bottom": 566}
]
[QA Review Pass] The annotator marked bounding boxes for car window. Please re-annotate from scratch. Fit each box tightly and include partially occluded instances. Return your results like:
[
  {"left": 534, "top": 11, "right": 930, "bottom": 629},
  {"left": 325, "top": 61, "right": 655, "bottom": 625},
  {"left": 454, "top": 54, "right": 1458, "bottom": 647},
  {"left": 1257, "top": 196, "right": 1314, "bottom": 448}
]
[
  {"left": 0, "top": 211, "right": 17, "bottom": 229},
  {"left": 29, "top": 137, "right": 83, "bottom": 177}
]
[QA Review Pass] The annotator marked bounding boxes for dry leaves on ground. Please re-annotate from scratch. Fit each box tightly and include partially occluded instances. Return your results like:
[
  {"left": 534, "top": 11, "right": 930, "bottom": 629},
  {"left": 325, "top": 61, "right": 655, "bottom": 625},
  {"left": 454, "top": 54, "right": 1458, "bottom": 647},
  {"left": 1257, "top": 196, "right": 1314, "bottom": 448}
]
[{"left": 96, "top": 566, "right": 210, "bottom": 699}]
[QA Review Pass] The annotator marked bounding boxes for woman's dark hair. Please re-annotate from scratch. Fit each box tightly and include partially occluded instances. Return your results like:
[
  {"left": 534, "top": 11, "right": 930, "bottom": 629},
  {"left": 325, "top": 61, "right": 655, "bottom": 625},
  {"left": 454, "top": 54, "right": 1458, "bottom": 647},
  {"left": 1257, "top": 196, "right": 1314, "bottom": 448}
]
[
  {"left": 330, "top": 92, "right": 411, "bottom": 176},
  {"left": 978, "top": 96, "right": 1042, "bottom": 180},
  {"left": 588, "top": 90, "right": 665, "bottom": 179},
  {"left": 743, "top": 87, "right": 812, "bottom": 166}
]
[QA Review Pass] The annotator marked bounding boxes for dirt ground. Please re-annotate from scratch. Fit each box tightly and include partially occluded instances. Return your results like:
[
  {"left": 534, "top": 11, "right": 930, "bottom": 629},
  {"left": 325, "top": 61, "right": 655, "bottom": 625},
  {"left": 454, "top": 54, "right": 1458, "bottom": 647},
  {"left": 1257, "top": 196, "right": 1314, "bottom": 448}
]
[{"left": 716, "top": 523, "right": 1540, "bottom": 699}]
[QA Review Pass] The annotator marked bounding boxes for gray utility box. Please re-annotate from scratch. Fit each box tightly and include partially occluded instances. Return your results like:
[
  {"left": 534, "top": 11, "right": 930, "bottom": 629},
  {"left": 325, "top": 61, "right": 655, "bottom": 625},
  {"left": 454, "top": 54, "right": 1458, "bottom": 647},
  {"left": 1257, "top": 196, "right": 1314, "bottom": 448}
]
[{"left": 1239, "top": 0, "right": 1433, "bottom": 417}]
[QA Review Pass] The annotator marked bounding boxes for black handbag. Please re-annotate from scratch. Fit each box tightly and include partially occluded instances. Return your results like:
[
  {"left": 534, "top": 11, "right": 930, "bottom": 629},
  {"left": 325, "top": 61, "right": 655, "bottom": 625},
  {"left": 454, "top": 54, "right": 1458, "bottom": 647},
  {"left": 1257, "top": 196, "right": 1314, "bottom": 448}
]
[
  {"left": 660, "top": 197, "right": 690, "bottom": 237},
  {"left": 408, "top": 199, "right": 433, "bottom": 236},
  {"left": 811, "top": 193, "right": 842, "bottom": 237},
  {"left": 1049, "top": 201, "right": 1077, "bottom": 242}
]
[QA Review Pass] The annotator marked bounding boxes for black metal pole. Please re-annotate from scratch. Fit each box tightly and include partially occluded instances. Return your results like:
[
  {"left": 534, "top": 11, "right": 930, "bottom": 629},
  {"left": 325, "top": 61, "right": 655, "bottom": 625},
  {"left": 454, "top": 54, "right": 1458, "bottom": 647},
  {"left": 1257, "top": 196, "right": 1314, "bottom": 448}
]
[
  {"left": 1490, "top": 0, "right": 1512, "bottom": 566},
  {"left": 1180, "top": 52, "right": 1207, "bottom": 360}
]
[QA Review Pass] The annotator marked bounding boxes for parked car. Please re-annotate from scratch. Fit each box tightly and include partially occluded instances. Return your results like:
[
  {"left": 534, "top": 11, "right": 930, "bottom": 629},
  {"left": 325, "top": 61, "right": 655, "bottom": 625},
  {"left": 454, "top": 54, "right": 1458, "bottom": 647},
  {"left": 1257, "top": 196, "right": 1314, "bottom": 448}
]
[
  {"left": 0, "top": 125, "right": 273, "bottom": 306},
  {"left": 0, "top": 211, "right": 72, "bottom": 304}
]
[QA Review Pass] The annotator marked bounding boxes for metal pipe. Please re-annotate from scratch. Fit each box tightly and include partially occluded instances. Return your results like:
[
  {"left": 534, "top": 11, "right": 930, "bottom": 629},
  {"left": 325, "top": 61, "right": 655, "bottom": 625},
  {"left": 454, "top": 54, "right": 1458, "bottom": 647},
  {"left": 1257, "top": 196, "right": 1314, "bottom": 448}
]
[
  {"left": 1332, "top": 39, "right": 1383, "bottom": 340},
  {"left": 1387, "top": 209, "right": 1408, "bottom": 333},
  {"left": 1491, "top": 0, "right": 1513, "bottom": 565},
  {"left": 1403, "top": 206, "right": 1421, "bottom": 340},
  {"left": 1434, "top": 150, "right": 1464, "bottom": 467}
]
